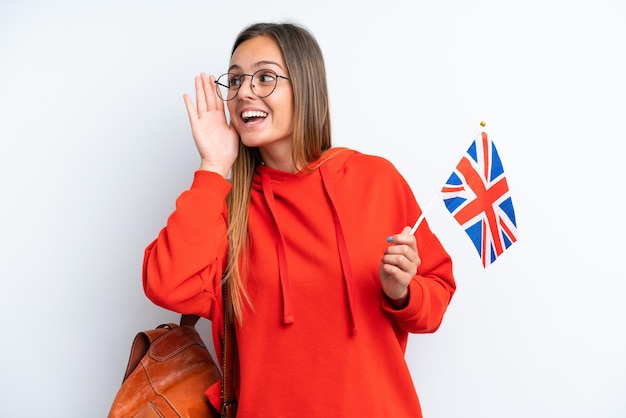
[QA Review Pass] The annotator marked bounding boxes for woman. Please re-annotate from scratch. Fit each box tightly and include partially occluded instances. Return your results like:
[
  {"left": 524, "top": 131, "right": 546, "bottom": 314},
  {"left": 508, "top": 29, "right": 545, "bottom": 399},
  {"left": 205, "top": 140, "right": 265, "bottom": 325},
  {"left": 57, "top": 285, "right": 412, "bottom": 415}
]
[{"left": 143, "top": 22, "right": 456, "bottom": 417}]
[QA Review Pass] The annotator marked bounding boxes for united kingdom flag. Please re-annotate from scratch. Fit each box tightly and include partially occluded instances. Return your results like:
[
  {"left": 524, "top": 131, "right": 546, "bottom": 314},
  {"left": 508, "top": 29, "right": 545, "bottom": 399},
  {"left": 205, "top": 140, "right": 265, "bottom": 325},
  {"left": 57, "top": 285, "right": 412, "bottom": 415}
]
[{"left": 441, "top": 131, "right": 518, "bottom": 267}]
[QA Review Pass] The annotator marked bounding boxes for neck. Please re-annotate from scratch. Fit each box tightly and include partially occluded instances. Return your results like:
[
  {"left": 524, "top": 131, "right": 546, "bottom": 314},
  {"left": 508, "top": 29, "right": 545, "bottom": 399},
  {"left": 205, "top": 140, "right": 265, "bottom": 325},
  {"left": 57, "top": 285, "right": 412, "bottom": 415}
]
[{"left": 259, "top": 144, "right": 298, "bottom": 173}]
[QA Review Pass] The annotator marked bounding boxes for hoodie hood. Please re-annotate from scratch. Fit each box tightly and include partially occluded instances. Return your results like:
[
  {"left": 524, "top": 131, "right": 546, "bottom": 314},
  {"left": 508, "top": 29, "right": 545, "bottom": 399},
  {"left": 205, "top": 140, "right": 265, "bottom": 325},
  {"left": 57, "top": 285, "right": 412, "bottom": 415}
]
[{"left": 251, "top": 148, "right": 359, "bottom": 334}]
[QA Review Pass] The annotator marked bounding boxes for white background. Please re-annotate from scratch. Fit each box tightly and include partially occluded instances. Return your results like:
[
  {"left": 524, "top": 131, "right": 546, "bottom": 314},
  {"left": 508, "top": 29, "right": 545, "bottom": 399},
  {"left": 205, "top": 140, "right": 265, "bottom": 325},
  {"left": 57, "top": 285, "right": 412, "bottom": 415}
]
[{"left": 1, "top": 0, "right": 625, "bottom": 416}]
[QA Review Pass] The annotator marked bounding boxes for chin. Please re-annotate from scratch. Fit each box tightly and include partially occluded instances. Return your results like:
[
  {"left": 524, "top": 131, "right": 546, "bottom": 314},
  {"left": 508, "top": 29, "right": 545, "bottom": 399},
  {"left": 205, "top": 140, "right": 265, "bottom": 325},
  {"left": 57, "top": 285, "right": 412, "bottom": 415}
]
[
  {"left": 239, "top": 132, "right": 278, "bottom": 148},
  {"left": 239, "top": 135, "right": 263, "bottom": 148}
]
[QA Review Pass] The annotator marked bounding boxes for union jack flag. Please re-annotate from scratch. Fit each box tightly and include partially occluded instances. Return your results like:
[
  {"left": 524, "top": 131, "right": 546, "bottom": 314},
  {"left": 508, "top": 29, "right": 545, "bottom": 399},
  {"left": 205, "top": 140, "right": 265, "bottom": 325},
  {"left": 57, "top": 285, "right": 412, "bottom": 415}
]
[{"left": 441, "top": 131, "right": 518, "bottom": 267}]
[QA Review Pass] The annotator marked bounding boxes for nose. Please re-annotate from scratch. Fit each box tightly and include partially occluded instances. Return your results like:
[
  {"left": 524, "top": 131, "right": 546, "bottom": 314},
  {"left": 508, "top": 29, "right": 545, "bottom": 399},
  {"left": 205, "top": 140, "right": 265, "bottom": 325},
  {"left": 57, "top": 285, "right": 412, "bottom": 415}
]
[{"left": 237, "top": 74, "right": 256, "bottom": 99}]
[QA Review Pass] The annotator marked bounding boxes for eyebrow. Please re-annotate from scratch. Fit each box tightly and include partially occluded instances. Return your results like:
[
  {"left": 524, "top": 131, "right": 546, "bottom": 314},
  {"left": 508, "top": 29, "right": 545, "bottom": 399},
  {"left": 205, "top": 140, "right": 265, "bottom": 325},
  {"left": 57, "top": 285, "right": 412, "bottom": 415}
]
[{"left": 228, "top": 60, "right": 286, "bottom": 72}]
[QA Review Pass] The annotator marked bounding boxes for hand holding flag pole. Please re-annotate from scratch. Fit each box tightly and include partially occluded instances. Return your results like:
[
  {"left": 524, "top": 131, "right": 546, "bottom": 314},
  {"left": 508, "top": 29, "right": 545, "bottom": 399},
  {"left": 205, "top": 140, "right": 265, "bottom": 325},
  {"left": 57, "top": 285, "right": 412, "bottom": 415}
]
[{"left": 410, "top": 121, "right": 518, "bottom": 267}]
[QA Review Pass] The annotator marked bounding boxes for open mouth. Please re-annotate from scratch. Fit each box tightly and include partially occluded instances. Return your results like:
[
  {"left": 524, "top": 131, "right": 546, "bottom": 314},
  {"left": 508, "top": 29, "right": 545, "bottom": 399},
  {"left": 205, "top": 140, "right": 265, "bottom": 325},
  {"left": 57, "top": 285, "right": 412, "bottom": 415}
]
[{"left": 241, "top": 110, "right": 268, "bottom": 124}]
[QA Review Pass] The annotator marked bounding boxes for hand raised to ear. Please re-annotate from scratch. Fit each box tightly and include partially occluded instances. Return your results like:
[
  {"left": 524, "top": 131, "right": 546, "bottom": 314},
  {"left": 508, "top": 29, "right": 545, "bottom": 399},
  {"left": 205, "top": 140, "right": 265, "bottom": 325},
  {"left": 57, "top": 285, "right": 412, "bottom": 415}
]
[{"left": 183, "top": 73, "right": 239, "bottom": 178}]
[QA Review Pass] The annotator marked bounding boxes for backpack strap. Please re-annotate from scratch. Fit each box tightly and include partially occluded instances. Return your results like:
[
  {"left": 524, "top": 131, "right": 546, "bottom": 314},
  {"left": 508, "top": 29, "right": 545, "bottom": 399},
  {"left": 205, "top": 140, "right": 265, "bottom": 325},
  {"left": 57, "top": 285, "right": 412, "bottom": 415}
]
[
  {"left": 121, "top": 323, "right": 175, "bottom": 382},
  {"left": 221, "top": 284, "right": 238, "bottom": 418}
]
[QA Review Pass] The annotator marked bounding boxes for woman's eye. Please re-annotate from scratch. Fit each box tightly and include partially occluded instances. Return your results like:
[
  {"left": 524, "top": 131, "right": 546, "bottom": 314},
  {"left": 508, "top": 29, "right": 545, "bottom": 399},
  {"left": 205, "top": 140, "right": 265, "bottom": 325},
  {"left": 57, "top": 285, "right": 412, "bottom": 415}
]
[{"left": 258, "top": 73, "right": 276, "bottom": 83}]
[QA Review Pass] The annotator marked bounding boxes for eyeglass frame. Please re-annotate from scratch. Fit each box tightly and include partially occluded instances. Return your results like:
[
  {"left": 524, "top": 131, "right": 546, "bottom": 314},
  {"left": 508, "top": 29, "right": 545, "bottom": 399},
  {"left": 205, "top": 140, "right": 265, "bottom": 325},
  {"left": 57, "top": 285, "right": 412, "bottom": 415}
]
[{"left": 215, "top": 69, "right": 291, "bottom": 101}]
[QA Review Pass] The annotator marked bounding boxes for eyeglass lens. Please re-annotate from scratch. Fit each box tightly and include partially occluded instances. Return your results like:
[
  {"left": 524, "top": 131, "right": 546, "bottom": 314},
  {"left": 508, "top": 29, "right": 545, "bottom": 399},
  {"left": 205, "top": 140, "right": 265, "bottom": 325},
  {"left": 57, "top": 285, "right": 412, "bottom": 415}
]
[{"left": 216, "top": 70, "right": 280, "bottom": 101}]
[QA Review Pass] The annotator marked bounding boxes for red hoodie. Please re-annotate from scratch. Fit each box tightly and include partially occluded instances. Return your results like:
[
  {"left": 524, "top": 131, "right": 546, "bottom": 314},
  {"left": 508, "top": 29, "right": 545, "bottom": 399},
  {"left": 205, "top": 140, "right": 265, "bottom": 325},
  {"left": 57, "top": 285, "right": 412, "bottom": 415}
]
[{"left": 143, "top": 148, "right": 456, "bottom": 417}]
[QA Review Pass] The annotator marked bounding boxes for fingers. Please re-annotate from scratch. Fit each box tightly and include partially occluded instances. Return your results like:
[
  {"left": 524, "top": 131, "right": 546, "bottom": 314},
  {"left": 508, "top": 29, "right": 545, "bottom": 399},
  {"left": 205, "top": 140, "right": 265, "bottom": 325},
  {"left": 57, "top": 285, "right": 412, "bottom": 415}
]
[
  {"left": 202, "top": 73, "right": 219, "bottom": 114},
  {"left": 379, "top": 226, "right": 421, "bottom": 302},
  {"left": 385, "top": 227, "right": 417, "bottom": 258},
  {"left": 195, "top": 74, "right": 208, "bottom": 115},
  {"left": 386, "top": 226, "right": 416, "bottom": 247},
  {"left": 211, "top": 74, "right": 226, "bottom": 115},
  {"left": 188, "top": 73, "right": 220, "bottom": 117},
  {"left": 381, "top": 251, "right": 417, "bottom": 276},
  {"left": 183, "top": 76, "right": 204, "bottom": 122},
  {"left": 183, "top": 92, "right": 197, "bottom": 121},
  {"left": 184, "top": 73, "right": 228, "bottom": 127},
  {"left": 383, "top": 226, "right": 420, "bottom": 274}
]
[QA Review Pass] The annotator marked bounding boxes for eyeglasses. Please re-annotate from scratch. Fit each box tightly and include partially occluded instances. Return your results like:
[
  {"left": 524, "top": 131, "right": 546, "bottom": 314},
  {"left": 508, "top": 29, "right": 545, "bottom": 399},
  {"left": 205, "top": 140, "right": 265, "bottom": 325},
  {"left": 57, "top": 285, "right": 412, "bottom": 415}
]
[{"left": 215, "top": 69, "right": 291, "bottom": 101}]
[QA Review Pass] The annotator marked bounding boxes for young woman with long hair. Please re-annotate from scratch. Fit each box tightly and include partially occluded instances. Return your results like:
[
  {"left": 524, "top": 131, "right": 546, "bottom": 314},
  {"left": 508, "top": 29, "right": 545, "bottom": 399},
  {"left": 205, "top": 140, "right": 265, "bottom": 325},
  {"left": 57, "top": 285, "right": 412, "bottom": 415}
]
[{"left": 143, "top": 22, "right": 456, "bottom": 417}]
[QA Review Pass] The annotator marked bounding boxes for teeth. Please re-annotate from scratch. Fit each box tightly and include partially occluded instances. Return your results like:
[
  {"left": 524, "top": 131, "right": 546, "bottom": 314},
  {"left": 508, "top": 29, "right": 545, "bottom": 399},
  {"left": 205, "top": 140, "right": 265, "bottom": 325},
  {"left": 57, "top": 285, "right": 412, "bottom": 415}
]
[{"left": 242, "top": 110, "right": 268, "bottom": 119}]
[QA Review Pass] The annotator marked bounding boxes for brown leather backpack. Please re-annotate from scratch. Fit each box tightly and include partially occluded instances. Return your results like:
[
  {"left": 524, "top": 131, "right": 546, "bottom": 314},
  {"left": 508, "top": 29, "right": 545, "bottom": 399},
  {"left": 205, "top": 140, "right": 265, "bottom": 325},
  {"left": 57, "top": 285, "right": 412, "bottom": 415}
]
[{"left": 108, "top": 315, "right": 222, "bottom": 418}]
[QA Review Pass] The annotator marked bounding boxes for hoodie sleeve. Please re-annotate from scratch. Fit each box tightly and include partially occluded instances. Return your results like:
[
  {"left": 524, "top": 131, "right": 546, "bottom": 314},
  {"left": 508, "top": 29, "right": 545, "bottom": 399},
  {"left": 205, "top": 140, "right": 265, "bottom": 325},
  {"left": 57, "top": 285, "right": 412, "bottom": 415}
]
[
  {"left": 142, "top": 170, "right": 231, "bottom": 318},
  {"left": 381, "top": 222, "right": 456, "bottom": 333},
  {"left": 377, "top": 158, "right": 456, "bottom": 334}
]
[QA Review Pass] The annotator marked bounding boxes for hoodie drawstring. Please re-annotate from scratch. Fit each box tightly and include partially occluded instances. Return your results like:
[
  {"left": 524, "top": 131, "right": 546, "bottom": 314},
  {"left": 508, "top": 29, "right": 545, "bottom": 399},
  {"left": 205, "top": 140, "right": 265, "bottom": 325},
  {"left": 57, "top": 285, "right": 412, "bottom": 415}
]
[
  {"left": 261, "top": 172, "right": 295, "bottom": 325},
  {"left": 320, "top": 164, "right": 358, "bottom": 335}
]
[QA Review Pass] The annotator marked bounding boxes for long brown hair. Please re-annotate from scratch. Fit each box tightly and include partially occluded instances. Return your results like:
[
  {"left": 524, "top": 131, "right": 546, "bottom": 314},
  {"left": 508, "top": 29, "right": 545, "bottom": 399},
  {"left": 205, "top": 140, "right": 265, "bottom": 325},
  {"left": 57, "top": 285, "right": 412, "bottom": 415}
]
[{"left": 224, "top": 23, "right": 332, "bottom": 322}]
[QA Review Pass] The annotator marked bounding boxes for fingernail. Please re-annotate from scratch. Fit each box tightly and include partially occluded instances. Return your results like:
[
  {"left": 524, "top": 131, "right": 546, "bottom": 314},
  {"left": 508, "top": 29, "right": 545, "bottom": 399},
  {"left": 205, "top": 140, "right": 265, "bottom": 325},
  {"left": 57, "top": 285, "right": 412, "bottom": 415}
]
[{"left": 386, "top": 236, "right": 392, "bottom": 243}]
